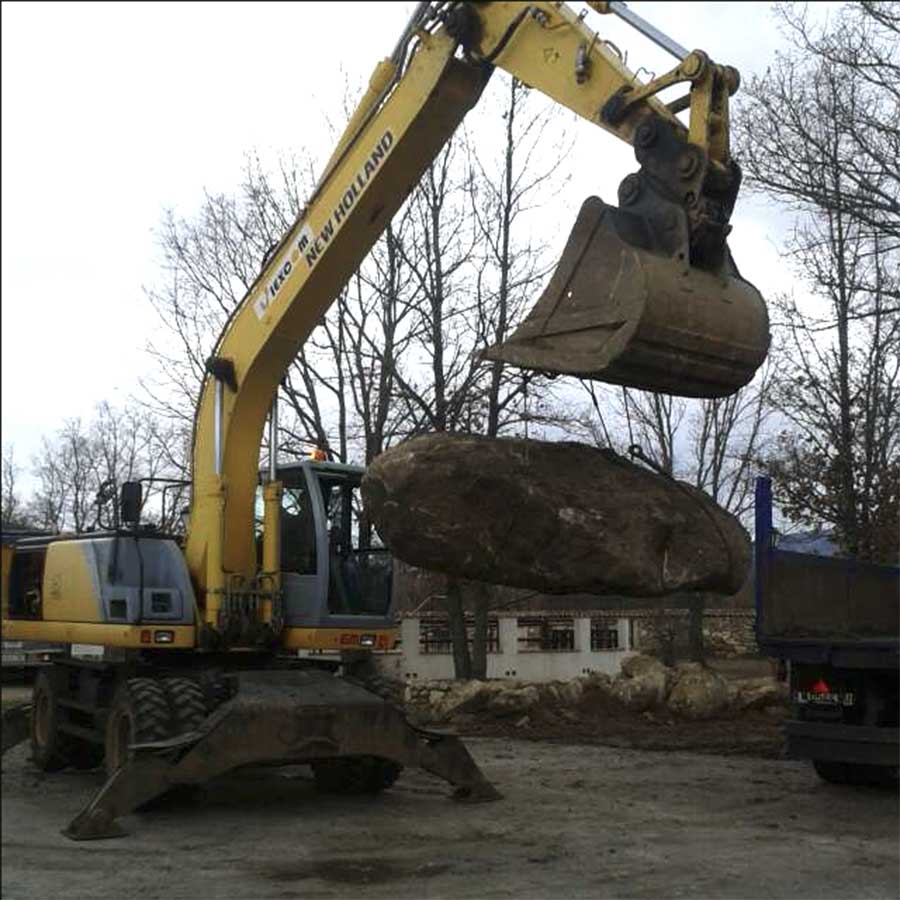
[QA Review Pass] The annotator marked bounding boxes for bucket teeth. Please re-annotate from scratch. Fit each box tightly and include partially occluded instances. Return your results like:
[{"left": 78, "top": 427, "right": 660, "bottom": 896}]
[{"left": 484, "top": 197, "right": 769, "bottom": 399}]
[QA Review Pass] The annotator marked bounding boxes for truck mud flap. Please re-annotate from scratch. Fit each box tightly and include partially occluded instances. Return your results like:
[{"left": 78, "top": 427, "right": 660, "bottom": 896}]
[{"left": 63, "top": 670, "right": 500, "bottom": 840}]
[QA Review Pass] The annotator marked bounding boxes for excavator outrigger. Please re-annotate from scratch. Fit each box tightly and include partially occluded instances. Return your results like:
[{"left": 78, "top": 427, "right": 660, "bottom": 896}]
[{"left": 1, "top": 1, "right": 768, "bottom": 839}]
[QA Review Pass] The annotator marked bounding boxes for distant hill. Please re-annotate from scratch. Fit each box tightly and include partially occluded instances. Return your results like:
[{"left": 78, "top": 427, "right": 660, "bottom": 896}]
[{"left": 775, "top": 529, "right": 839, "bottom": 558}]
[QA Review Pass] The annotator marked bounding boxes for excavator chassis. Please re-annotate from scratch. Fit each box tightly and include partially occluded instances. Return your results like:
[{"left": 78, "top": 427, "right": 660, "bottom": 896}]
[{"left": 62, "top": 668, "right": 500, "bottom": 841}]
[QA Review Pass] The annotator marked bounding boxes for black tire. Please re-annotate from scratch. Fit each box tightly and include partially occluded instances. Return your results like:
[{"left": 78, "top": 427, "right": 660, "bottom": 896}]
[
  {"left": 161, "top": 678, "right": 207, "bottom": 735},
  {"left": 104, "top": 677, "right": 171, "bottom": 779},
  {"left": 311, "top": 756, "right": 402, "bottom": 795},
  {"left": 30, "top": 669, "right": 68, "bottom": 772},
  {"left": 814, "top": 760, "right": 899, "bottom": 788},
  {"left": 813, "top": 760, "right": 851, "bottom": 784}
]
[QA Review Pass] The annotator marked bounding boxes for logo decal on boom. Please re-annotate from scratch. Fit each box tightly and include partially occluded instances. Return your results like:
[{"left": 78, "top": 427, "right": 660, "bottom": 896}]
[{"left": 254, "top": 130, "right": 395, "bottom": 320}]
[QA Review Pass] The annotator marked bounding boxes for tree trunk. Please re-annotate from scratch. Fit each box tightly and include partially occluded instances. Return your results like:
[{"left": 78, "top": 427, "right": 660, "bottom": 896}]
[
  {"left": 443, "top": 576, "right": 471, "bottom": 680},
  {"left": 687, "top": 594, "right": 706, "bottom": 664},
  {"left": 470, "top": 583, "right": 489, "bottom": 680}
]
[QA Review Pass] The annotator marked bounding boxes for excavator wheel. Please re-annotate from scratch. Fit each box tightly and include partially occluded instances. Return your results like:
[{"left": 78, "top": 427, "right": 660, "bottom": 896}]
[
  {"left": 104, "top": 678, "right": 171, "bottom": 779},
  {"left": 30, "top": 668, "right": 70, "bottom": 772},
  {"left": 156, "top": 678, "right": 209, "bottom": 806},
  {"left": 311, "top": 755, "right": 402, "bottom": 795},
  {"left": 30, "top": 668, "right": 103, "bottom": 771},
  {"left": 161, "top": 678, "right": 207, "bottom": 735}
]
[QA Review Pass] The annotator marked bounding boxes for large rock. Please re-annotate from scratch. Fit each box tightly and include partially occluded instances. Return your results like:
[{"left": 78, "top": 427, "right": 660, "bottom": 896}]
[
  {"left": 438, "top": 679, "right": 506, "bottom": 718},
  {"left": 613, "top": 654, "right": 671, "bottom": 711},
  {"left": 620, "top": 654, "right": 672, "bottom": 690},
  {"left": 486, "top": 685, "right": 541, "bottom": 717},
  {"left": 731, "top": 676, "right": 788, "bottom": 711},
  {"left": 666, "top": 663, "right": 732, "bottom": 719},
  {"left": 362, "top": 433, "right": 750, "bottom": 597}
]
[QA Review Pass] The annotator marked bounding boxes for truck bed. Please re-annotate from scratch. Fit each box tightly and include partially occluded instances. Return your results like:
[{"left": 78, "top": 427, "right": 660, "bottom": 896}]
[{"left": 754, "top": 479, "right": 899, "bottom": 660}]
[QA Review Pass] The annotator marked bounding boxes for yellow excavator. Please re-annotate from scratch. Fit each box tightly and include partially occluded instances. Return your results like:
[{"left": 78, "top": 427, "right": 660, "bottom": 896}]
[{"left": 1, "top": 0, "right": 768, "bottom": 839}]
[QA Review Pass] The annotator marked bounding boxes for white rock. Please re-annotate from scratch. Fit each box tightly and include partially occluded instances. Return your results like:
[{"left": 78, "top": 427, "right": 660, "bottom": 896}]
[
  {"left": 610, "top": 654, "right": 671, "bottom": 711},
  {"left": 611, "top": 676, "right": 663, "bottom": 712},
  {"left": 486, "top": 685, "right": 540, "bottom": 717},
  {"left": 620, "top": 654, "right": 672, "bottom": 690},
  {"left": 731, "top": 677, "right": 788, "bottom": 711},
  {"left": 667, "top": 665, "right": 731, "bottom": 719},
  {"left": 439, "top": 679, "right": 504, "bottom": 717},
  {"left": 556, "top": 680, "right": 585, "bottom": 707}
]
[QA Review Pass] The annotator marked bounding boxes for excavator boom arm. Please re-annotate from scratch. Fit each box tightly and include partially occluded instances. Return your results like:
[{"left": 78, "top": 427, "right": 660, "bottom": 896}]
[{"left": 184, "top": 2, "right": 764, "bottom": 636}]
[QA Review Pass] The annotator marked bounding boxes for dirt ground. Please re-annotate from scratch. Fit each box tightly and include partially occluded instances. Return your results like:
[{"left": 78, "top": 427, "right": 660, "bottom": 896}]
[{"left": 3, "top": 669, "right": 898, "bottom": 900}]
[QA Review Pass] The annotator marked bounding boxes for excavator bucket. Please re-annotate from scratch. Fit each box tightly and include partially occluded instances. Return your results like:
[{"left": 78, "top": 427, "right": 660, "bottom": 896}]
[
  {"left": 483, "top": 197, "right": 769, "bottom": 398},
  {"left": 63, "top": 669, "right": 500, "bottom": 841}
]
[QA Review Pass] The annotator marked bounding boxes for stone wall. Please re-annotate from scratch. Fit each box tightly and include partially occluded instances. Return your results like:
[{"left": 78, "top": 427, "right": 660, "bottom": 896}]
[{"left": 633, "top": 609, "right": 758, "bottom": 659}]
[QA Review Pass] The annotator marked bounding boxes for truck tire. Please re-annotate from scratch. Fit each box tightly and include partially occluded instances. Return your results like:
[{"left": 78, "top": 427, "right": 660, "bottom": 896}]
[
  {"left": 814, "top": 760, "right": 899, "bottom": 788},
  {"left": 161, "top": 678, "right": 207, "bottom": 735},
  {"left": 30, "top": 668, "right": 69, "bottom": 772},
  {"left": 104, "top": 678, "right": 170, "bottom": 779},
  {"left": 311, "top": 755, "right": 402, "bottom": 795}
]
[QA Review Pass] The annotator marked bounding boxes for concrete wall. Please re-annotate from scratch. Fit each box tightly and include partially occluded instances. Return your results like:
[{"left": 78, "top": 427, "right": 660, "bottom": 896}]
[{"left": 375, "top": 614, "right": 634, "bottom": 684}]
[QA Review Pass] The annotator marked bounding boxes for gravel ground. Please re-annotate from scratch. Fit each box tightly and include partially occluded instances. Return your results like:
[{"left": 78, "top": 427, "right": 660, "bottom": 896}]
[{"left": 3, "top": 726, "right": 898, "bottom": 900}]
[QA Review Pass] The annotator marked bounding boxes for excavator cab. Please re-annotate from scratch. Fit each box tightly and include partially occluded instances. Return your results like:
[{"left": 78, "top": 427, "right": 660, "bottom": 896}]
[{"left": 274, "top": 459, "right": 394, "bottom": 630}]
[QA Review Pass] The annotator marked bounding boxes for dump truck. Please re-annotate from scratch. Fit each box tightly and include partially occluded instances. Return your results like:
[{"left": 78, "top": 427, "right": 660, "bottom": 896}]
[
  {"left": 1, "top": 0, "right": 769, "bottom": 840},
  {"left": 754, "top": 477, "right": 899, "bottom": 787}
]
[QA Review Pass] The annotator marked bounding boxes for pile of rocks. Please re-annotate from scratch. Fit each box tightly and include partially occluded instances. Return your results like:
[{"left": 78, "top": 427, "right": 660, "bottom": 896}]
[{"left": 403, "top": 655, "right": 787, "bottom": 724}]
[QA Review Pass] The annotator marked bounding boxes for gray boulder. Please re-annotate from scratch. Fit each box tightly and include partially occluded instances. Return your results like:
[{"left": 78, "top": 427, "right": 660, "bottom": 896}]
[
  {"left": 667, "top": 663, "right": 732, "bottom": 719},
  {"left": 611, "top": 654, "right": 671, "bottom": 711},
  {"left": 731, "top": 676, "right": 788, "bottom": 711},
  {"left": 362, "top": 433, "right": 751, "bottom": 597},
  {"left": 486, "top": 685, "right": 541, "bottom": 717}
]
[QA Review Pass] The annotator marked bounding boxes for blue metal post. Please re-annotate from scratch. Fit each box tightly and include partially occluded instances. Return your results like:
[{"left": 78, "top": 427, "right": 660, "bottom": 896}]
[{"left": 754, "top": 476, "right": 773, "bottom": 642}]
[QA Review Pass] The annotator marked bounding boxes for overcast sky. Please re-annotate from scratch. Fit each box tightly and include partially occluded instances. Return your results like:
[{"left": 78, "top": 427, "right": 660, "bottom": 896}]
[{"left": 2, "top": 1, "right": 836, "bottom": 485}]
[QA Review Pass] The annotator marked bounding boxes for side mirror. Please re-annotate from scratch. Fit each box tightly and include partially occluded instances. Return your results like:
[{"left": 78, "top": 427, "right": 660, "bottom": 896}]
[{"left": 120, "top": 481, "right": 143, "bottom": 526}]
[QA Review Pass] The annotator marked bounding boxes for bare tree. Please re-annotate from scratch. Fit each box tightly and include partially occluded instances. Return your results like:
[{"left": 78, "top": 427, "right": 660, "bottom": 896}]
[
  {"left": 24, "top": 403, "right": 186, "bottom": 534},
  {"left": 735, "top": 1, "right": 900, "bottom": 563},
  {"left": 458, "top": 78, "right": 574, "bottom": 678},
  {"left": 740, "top": 3, "right": 900, "bottom": 250},
  {"left": 141, "top": 151, "right": 341, "bottom": 467},
  {"left": 138, "top": 74, "right": 577, "bottom": 678},
  {"left": 466, "top": 77, "right": 569, "bottom": 439},
  {"left": 1, "top": 445, "right": 32, "bottom": 530}
]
